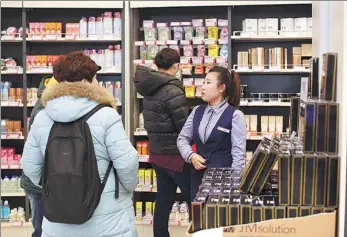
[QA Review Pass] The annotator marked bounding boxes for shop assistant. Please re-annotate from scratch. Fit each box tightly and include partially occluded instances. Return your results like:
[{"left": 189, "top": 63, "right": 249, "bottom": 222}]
[{"left": 177, "top": 66, "right": 247, "bottom": 200}]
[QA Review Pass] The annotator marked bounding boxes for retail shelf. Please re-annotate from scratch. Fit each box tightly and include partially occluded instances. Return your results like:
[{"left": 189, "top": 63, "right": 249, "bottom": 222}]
[
  {"left": 1, "top": 165, "right": 22, "bottom": 170},
  {"left": 234, "top": 68, "right": 310, "bottom": 74},
  {"left": 135, "top": 38, "right": 228, "bottom": 46},
  {"left": 23, "top": 1, "right": 124, "bottom": 9},
  {"left": 1, "top": 192, "right": 26, "bottom": 197},
  {"left": 1, "top": 133, "right": 24, "bottom": 140},
  {"left": 136, "top": 186, "right": 181, "bottom": 193},
  {"left": 135, "top": 219, "right": 189, "bottom": 227},
  {"left": 1, "top": 68, "right": 24, "bottom": 75},
  {"left": 27, "top": 68, "right": 121, "bottom": 75},
  {"left": 231, "top": 34, "right": 312, "bottom": 42},
  {"left": 1, "top": 39, "right": 23, "bottom": 43},
  {"left": 130, "top": 1, "right": 311, "bottom": 8},
  {"left": 1, "top": 222, "right": 32, "bottom": 227},
  {"left": 138, "top": 155, "right": 150, "bottom": 163},
  {"left": 240, "top": 101, "right": 291, "bottom": 107},
  {"left": 26, "top": 38, "right": 121, "bottom": 43}
]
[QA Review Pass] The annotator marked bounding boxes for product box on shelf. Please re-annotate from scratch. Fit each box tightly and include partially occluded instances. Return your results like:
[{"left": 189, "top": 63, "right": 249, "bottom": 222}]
[
  {"left": 314, "top": 153, "right": 328, "bottom": 207},
  {"left": 326, "top": 154, "right": 340, "bottom": 208},
  {"left": 302, "top": 152, "right": 316, "bottom": 206},
  {"left": 315, "top": 101, "right": 328, "bottom": 152},
  {"left": 326, "top": 102, "right": 339, "bottom": 153},
  {"left": 290, "top": 97, "right": 300, "bottom": 133},
  {"left": 299, "top": 100, "right": 316, "bottom": 152},
  {"left": 320, "top": 53, "right": 337, "bottom": 102},
  {"left": 290, "top": 149, "right": 304, "bottom": 206},
  {"left": 309, "top": 58, "right": 319, "bottom": 98}
]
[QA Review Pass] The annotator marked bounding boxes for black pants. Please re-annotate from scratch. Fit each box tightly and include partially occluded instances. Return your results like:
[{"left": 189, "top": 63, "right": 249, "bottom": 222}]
[{"left": 152, "top": 163, "right": 191, "bottom": 237}]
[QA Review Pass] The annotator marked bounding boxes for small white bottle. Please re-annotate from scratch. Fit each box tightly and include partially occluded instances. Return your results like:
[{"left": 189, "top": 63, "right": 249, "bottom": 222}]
[
  {"left": 3, "top": 176, "right": 10, "bottom": 193},
  {"left": 10, "top": 176, "right": 18, "bottom": 192},
  {"left": 139, "top": 113, "right": 144, "bottom": 130}
]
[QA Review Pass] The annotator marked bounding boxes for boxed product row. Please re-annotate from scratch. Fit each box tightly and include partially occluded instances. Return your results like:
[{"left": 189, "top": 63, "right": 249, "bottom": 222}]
[
  {"left": 1, "top": 58, "right": 18, "bottom": 72},
  {"left": 1, "top": 176, "right": 23, "bottom": 194},
  {"left": 135, "top": 201, "right": 190, "bottom": 224},
  {"left": 244, "top": 91, "right": 300, "bottom": 101},
  {"left": 294, "top": 99, "right": 339, "bottom": 153},
  {"left": 27, "top": 12, "right": 121, "bottom": 40},
  {"left": 244, "top": 115, "right": 284, "bottom": 135},
  {"left": 0, "top": 120, "right": 22, "bottom": 135},
  {"left": 236, "top": 44, "right": 312, "bottom": 70},
  {"left": 1, "top": 82, "right": 38, "bottom": 105},
  {"left": 136, "top": 140, "right": 150, "bottom": 156},
  {"left": 138, "top": 168, "right": 157, "bottom": 190},
  {"left": 98, "top": 81, "right": 122, "bottom": 105},
  {"left": 0, "top": 201, "right": 25, "bottom": 223},
  {"left": 240, "top": 135, "right": 339, "bottom": 207},
  {"left": 142, "top": 19, "right": 228, "bottom": 42},
  {"left": 26, "top": 46, "right": 121, "bottom": 71},
  {"left": 1, "top": 148, "right": 21, "bottom": 169},
  {"left": 138, "top": 44, "right": 228, "bottom": 61},
  {"left": 240, "top": 17, "right": 312, "bottom": 37}
]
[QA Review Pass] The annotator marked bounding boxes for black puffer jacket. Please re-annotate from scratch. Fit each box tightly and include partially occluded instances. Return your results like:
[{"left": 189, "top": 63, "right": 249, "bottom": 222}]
[{"left": 134, "top": 65, "right": 189, "bottom": 155}]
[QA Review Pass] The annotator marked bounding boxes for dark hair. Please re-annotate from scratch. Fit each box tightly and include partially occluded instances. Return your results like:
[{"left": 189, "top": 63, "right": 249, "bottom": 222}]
[
  {"left": 53, "top": 51, "right": 99, "bottom": 83},
  {"left": 154, "top": 48, "right": 180, "bottom": 70},
  {"left": 208, "top": 66, "right": 241, "bottom": 108}
]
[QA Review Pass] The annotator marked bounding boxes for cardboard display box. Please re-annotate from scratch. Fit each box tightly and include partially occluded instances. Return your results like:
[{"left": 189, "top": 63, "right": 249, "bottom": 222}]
[{"left": 187, "top": 212, "right": 336, "bottom": 237}]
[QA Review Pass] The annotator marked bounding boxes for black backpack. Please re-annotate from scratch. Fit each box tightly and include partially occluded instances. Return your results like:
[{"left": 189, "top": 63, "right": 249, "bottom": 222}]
[{"left": 41, "top": 104, "right": 118, "bottom": 224}]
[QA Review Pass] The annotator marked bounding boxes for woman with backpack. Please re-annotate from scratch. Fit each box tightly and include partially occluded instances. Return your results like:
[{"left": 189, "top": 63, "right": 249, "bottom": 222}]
[{"left": 21, "top": 51, "right": 139, "bottom": 237}]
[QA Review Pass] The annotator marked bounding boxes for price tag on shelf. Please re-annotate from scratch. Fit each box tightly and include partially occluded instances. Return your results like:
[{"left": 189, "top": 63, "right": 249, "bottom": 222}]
[
  {"left": 205, "top": 18, "right": 217, "bottom": 27},
  {"left": 204, "top": 38, "right": 216, "bottom": 45},
  {"left": 65, "top": 35, "right": 76, "bottom": 40},
  {"left": 135, "top": 41, "right": 145, "bottom": 46},
  {"left": 180, "top": 40, "right": 191, "bottom": 45},
  {"left": 218, "top": 39, "right": 228, "bottom": 44},
  {"left": 45, "top": 34, "right": 57, "bottom": 40},
  {"left": 145, "top": 41, "right": 156, "bottom": 45},
  {"left": 166, "top": 40, "right": 178, "bottom": 45},
  {"left": 269, "top": 66, "right": 281, "bottom": 71},
  {"left": 170, "top": 22, "right": 181, "bottom": 26},
  {"left": 156, "top": 23, "right": 168, "bottom": 28},
  {"left": 192, "top": 19, "right": 204, "bottom": 27},
  {"left": 10, "top": 164, "right": 20, "bottom": 169},
  {"left": 138, "top": 155, "right": 149, "bottom": 162},
  {"left": 216, "top": 57, "right": 227, "bottom": 64},
  {"left": 192, "top": 57, "right": 203, "bottom": 65},
  {"left": 1, "top": 165, "right": 9, "bottom": 169},
  {"left": 32, "top": 35, "right": 43, "bottom": 40},
  {"left": 252, "top": 66, "right": 265, "bottom": 71},
  {"left": 143, "top": 20, "right": 154, "bottom": 28},
  {"left": 10, "top": 222, "right": 23, "bottom": 227},
  {"left": 181, "top": 22, "right": 192, "bottom": 26},
  {"left": 192, "top": 37, "right": 204, "bottom": 45},
  {"left": 5, "top": 68, "right": 18, "bottom": 74},
  {"left": 1, "top": 35, "right": 16, "bottom": 40},
  {"left": 7, "top": 133, "right": 20, "bottom": 139},
  {"left": 156, "top": 41, "right": 166, "bottom": 45},
  {"left": 218, "top": 19, "right": 228, "bottom": 27},
  {"left": 180, "top": 57, "right": 191, "bottom": 64},
  {"left": 204, "top": 56, "right": 215, "bottom": 64}
]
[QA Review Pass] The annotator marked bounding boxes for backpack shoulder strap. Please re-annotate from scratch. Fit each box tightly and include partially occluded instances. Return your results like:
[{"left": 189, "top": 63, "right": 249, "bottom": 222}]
[{"left": 81, "top": 104, "right": 111, "bottom": 122}]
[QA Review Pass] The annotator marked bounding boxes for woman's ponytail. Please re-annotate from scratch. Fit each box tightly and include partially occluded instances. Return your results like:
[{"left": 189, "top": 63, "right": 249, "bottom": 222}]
[{"left": 228, "top": 70, "right": 241, "bottom": 108}]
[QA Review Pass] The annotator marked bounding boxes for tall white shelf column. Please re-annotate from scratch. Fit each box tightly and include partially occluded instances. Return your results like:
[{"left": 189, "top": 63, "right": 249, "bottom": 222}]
[{"left": 312, "top": 2, "right": 347, "bottom": 237}]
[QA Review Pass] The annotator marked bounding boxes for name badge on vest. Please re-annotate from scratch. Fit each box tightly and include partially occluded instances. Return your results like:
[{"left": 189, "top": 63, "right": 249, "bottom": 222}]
[{"left": 217, "top": 126, "right": 230, "bottom": 133}]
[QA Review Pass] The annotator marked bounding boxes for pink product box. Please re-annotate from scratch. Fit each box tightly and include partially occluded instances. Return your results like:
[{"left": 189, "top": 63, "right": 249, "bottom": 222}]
[{"left": 1, "top": 149, "right": 8, "bottom": 166}]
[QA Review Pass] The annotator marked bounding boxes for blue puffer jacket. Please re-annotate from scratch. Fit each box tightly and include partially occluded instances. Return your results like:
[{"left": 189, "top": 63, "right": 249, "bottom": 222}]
[{"left": 21, "top": 82, "right": 139, "bottom": 237}]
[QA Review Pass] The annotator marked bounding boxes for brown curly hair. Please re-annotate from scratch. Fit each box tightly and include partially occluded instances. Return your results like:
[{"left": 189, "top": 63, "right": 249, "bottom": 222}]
[{"left": 53, "top": 51, "right": 99, "bottom": 82}]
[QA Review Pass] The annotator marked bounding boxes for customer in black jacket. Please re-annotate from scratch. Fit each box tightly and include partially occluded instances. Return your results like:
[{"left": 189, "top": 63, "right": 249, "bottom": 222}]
[{"left": 134, "top": 48, "right": 190, "bottom": 237}]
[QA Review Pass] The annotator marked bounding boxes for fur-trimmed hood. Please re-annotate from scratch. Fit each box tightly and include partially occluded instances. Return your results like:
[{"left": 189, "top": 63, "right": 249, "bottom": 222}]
[{"left": 41, "top": 82, "right": 117, "bottom": 123}]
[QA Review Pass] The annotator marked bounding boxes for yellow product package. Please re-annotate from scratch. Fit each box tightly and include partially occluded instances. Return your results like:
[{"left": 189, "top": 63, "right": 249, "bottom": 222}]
[
  {"left": 208, "top": 44, "right": 219, "bottom": 57},
  {"left": 207, "top": 26, "right": 219, "bottom": 40}
]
